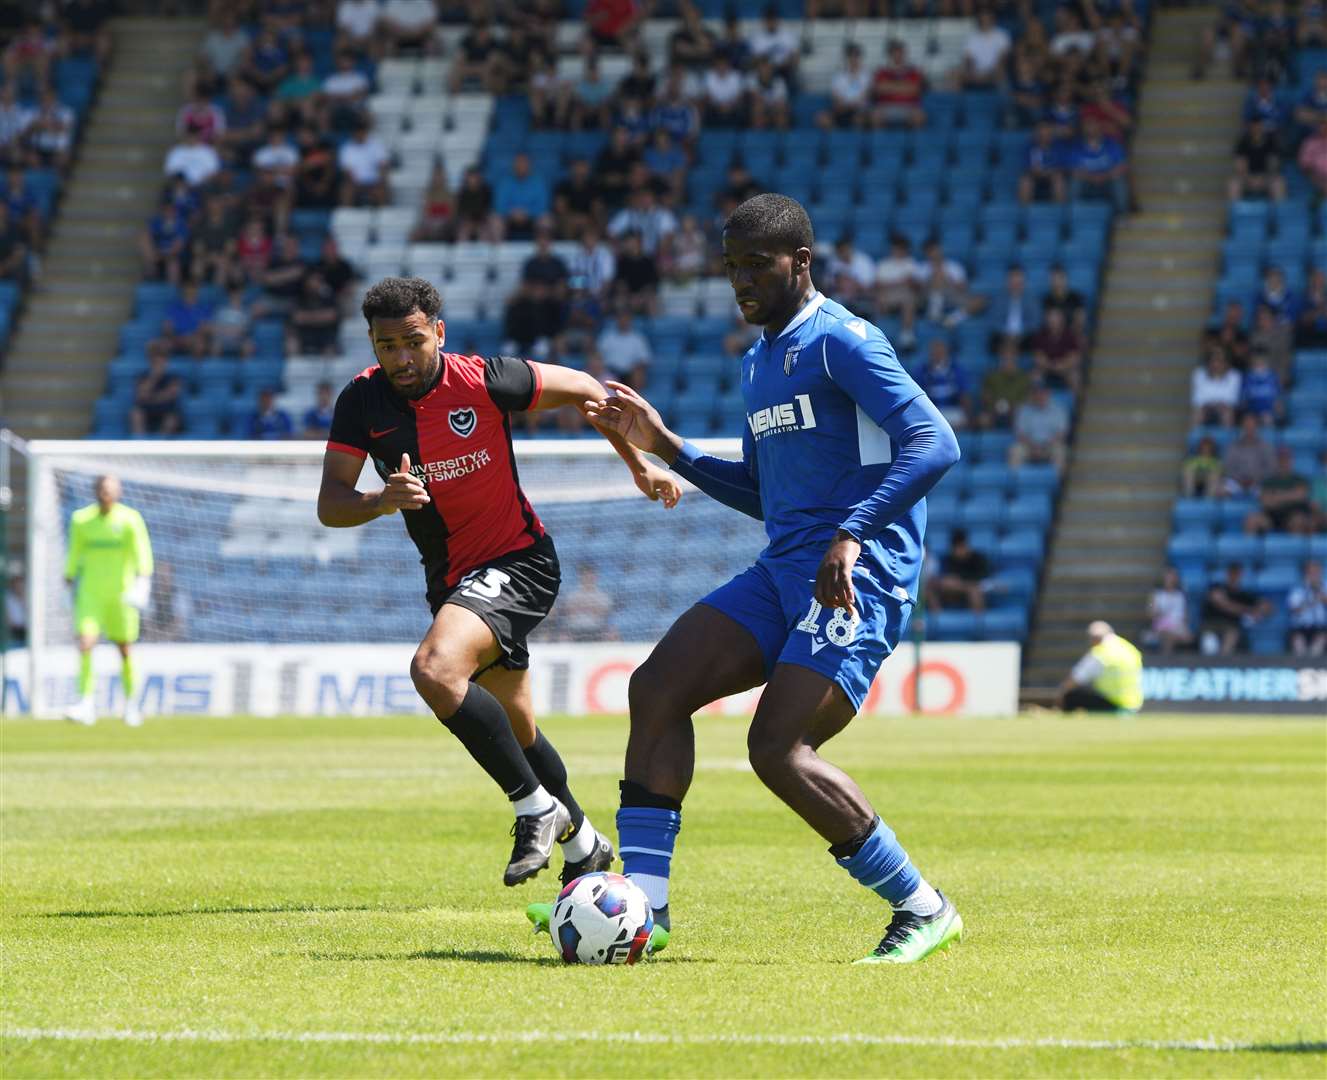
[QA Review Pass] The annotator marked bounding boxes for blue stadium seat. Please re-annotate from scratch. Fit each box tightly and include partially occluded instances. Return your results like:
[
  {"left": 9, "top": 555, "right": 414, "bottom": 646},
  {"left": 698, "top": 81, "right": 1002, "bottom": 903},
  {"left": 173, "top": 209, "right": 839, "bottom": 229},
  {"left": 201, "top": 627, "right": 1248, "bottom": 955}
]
[
  {"left": 928, "top": 610, "right": 981, "bottom": 641},
  {"left": 1215, "top": 534, "right": 1260, "bottom": 564},
  {"left": 960, "top": 494, "right": 1006, "bottom": 527},
  {"left": 967, "top": 463, "right": 1013, "bottom": 495},
  {"left": 997, "top": 531, "right": 1044, "bottom": 570},
  {"left": 1262, "top": 534, "right": 1310, "bottom": 564},
  {"left": 1173, "top": 498, "right": 1219, "bottom": 532},
  {"left": 981, "top": 609, "right": 1028, "bottom": 640}
]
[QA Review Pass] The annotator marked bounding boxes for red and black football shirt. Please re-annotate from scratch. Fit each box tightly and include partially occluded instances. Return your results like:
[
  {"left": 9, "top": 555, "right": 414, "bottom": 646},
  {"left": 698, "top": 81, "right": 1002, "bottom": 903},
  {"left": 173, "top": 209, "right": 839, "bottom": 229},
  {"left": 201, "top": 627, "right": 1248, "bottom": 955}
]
[{"left": 327, "top": 353, "right": 546, "bottom": 603}]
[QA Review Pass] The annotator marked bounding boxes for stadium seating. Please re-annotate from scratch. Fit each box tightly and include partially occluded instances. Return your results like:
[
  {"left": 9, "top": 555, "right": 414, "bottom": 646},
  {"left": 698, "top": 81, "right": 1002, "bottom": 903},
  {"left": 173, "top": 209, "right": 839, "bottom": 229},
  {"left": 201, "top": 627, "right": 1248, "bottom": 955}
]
[
  {"left": 1161, "top": 34, "right": 1327, "bottom": 656},
  {"left": 87, "top": 7, "right": 1146, "bottom": 647},
  {"left": 0, "top": 46, "right": 101, "bottom": 359}
]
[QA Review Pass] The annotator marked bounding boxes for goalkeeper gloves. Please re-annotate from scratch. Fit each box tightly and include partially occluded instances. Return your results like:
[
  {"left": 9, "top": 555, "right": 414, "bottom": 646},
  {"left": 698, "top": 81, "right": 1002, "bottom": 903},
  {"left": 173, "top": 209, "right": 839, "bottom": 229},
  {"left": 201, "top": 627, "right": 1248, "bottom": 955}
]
[{"left": 124, "top": 576, "right": 152, "bottom": 611}]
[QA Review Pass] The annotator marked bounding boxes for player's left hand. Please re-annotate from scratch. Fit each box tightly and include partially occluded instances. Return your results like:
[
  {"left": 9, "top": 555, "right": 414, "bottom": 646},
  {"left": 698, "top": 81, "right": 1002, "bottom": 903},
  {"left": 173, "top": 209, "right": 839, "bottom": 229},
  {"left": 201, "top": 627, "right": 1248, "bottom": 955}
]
[
  {"left": 634, "top": 462, "right": 681, "bottom": 508},
  {"left": 816, "top": 533, "right": 861, "bottom": 614}
]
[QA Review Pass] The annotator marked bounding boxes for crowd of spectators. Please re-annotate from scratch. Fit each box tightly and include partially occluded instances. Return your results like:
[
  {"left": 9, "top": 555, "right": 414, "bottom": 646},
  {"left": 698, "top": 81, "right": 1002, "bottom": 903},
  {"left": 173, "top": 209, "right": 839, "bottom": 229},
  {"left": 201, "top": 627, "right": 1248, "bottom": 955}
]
[
  {"left": 0, "top": 0, "right": 105, "bottom": 330},
  {"left": 1147, "top": 553, "right": 1327, "bottom": 658},
  {"left": 1214, "top": 3, "right": 1327, "bottom": 197},
  {"left": 131, "top": 1, "right": 400, "bottom": 437}
]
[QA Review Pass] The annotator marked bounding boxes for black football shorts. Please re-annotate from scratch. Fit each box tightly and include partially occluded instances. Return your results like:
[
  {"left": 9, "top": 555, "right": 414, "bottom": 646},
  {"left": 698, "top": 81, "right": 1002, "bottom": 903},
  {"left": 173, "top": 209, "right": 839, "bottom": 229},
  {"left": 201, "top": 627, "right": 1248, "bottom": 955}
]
[{"left": 433, "top": 534, "right": 561, "bottom": 671}]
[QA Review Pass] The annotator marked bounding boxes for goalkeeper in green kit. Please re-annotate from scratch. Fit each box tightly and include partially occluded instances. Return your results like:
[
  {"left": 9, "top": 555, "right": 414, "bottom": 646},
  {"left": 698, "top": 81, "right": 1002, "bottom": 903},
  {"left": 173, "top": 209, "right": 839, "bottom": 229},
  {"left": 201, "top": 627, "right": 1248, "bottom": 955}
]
[{"left": 63, "top": 475, "right": 153, "bottom": 727}]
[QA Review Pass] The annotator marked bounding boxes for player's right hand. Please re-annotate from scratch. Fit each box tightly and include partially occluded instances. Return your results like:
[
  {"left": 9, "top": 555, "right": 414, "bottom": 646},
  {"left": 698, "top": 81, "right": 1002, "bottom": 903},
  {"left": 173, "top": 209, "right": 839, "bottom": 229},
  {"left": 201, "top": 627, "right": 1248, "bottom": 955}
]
[
  {"left": 584, "top": 382, "right": 677, "bottom": 460},
  {"left": 377, "top": 453, "right": 430, "bottom": 514}
]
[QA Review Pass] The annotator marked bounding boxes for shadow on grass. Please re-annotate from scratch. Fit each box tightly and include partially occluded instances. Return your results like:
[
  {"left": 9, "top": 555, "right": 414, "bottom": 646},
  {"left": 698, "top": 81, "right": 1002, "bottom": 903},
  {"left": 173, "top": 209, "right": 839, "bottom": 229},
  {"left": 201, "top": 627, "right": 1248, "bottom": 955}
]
[
  {"left": 303, "top": 948, "right": 562, "bottom": 965},
  {"left": 1246, "top": 1043, "right": 1327, "bottom": 1054},
  {"left": 34, "top": 903, "right": 411, "bottom": 919},
  {"left": 300, "top": 948, "right": 716, "bottom": 965}
]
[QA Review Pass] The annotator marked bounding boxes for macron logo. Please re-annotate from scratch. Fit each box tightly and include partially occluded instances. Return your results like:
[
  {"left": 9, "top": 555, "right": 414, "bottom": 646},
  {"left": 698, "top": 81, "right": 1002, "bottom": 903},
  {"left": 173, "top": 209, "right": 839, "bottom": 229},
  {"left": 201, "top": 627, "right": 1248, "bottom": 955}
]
[{"left": 810, "top": 637, "right": 830, "bottom": 655}]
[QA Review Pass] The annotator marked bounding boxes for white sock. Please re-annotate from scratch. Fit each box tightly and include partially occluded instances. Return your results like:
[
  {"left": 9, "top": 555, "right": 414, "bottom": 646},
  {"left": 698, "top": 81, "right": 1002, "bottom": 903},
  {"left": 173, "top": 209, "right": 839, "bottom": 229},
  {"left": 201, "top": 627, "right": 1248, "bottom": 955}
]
[
  {"left": 629, "top": 872, "right": 669, "bottom": 911},
  {"left": 561, "top": 818, "right": 597, "bottom": 862},
  {"left": 511, "top": 786, "right": 555, "bottom": 818},
  {"left": 894, "top": 880, "right": 943, "bottom": 917}
]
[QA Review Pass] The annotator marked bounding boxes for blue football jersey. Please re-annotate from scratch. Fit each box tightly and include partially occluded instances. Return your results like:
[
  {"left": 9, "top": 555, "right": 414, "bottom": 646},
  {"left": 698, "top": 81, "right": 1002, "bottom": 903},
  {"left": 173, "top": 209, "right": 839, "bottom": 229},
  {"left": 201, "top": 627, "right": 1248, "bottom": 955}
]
[{"left": 736, "top": 291, "right": 928, "bottom": 599}]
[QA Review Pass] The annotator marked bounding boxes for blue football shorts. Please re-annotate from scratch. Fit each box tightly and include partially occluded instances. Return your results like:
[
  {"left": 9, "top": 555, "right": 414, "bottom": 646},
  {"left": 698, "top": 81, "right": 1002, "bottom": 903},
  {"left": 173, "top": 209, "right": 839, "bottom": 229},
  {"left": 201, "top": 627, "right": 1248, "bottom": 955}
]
[{"left": 698, "top": 548, "right": 914, "bottom": 711}]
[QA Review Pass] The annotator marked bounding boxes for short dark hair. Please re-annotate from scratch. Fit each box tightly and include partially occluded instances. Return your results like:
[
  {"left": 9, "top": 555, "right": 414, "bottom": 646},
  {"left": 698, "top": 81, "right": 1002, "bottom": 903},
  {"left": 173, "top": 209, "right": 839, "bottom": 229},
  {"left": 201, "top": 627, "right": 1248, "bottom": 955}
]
[
  {"left": 361, "top": 277, "right": 441, "bottom": 325},
  {"left": 723, "top": 192, "right": 814, "bottom": 253},
  {"left": 952, "top": 527, "right": 969, "bottom": 545}
]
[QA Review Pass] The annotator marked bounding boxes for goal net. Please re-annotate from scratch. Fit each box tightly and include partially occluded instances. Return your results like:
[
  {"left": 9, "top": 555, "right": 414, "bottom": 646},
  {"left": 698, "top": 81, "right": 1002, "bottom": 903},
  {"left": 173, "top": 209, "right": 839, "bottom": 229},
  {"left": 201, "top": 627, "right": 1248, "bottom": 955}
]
[{"left": 22, "top": 438, "right": 761, "bottom": 716}]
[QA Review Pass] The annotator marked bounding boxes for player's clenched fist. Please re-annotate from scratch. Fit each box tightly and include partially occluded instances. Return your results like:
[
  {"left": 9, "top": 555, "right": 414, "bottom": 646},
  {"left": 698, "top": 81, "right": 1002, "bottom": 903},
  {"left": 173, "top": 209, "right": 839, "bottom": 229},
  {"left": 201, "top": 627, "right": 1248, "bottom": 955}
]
[{"left": 377, "top": 452, "right": 431, "bottom": 514}]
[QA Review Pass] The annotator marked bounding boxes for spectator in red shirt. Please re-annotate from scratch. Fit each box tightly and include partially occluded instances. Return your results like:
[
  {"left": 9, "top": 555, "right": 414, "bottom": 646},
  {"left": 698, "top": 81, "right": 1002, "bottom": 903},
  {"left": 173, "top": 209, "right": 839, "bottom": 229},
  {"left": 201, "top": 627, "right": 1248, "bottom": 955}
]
[
  {"left": 871, "top": 40, "right": 926, "bottom": 130},
  {"left": 586, "top": 0, "right": 642, "bottom": 49},
  {"left": 1079, "top": 80, "right": 1132, "bottom": 143},
  {"left": 1298, "top": 116, "right": 1327, "bottom": 196},
  {"left": 1031, "top": 306, "right": 1085, "bottom": 393},
  {"left": 176, "top": 89, "right": 225, "bottom": 145}
]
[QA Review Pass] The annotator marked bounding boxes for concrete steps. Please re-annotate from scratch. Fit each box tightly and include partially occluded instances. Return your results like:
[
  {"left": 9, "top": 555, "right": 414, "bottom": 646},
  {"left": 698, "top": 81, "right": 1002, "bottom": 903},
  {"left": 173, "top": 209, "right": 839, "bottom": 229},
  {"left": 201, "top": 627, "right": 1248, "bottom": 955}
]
[
  {"left": 0, "top": 14, "right": 204, "bottom": 447},
  {"left": 1022, "top": 6, "right": 1241, "bottom": 698}
]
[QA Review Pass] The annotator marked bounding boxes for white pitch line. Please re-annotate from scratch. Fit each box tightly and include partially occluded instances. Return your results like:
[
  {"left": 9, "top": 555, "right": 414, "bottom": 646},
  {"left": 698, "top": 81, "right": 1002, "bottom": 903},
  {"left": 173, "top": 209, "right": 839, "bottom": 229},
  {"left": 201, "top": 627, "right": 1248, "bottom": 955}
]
[{"left": 3, "top": 1028, "right": 1320, "bottom": 1054}]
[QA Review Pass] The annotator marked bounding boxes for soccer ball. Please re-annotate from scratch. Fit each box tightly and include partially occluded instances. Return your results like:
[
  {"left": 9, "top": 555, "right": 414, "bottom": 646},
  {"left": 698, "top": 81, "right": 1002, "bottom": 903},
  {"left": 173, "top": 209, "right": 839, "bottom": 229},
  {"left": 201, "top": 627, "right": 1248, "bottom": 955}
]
[{"left": 550, "top": 871, "right": 653, "bottom": 965}]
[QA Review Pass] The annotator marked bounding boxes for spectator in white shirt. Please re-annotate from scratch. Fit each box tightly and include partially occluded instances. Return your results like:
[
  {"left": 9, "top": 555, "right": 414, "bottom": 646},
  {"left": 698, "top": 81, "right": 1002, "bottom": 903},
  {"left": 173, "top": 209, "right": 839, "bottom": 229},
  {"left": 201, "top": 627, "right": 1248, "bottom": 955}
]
[
  {"left": 568, "top": 227, "right": 616, "bottom": 297},
  {"left": 704, "top": 53, "right": 746, "bottom": 127},
  {"left": 745, "top": 57, "right": 790, "bottom": 129},
  {"left": 164, "top": 126, "right": 222, "bottom": 188},
  {"left": 0, "top": 85, "right": 34, "bottom": 165},
  {"left": 1287, "top": 559, "right": 1327, "bottom": 656},
  {"left": 25, "top": 88, "right": 75, "bottom": 172},
  {"left": 1146, "top": 567, "right": 1193, "bottom": 654},
  {"left": 874, "top": 232, "right": 922, "bottom": 348},
  {"left": 337, "top": 122, "right": 390, "bottom": 206},
  {"left": 1050, "top": 7, "right": 1095, "bottom": 56},
  {"left": 336, "top": 0, "right": 381, "bottom": 50},
  {"left": 607, "top": 187, "right": 678, "bottom": 258},
  {"left": 821, "top": 43, "right": 871, "bottom": 129},
  {"left": 918, "top": 238, "right": 984, "bottom": 327},
  {"left": 1190, "top": 346, "right": 1242, "bottom": 427},
  {"left": 961, "top": 9, "right": 1012, "bottom": 89},
  {"left": 323, "top": 51, "right": 371, "bottom": 101},
  {"left": 252, "top": 128, "right": 299, "bottom": 188},
  {"left": 596, "top": 309, "right": 653, "bottom": 389},
  {"left": 747, "top": 5, "right": 799, "bottom": 83},
  {"left": 825, "top": 234, "right": 876, "bottom": 311},
  {"left": 380, "top": 0, "right": 436, "bottom": 53},
  {"left": 199, "top": 12, "right": 249, "bottom": 78}
]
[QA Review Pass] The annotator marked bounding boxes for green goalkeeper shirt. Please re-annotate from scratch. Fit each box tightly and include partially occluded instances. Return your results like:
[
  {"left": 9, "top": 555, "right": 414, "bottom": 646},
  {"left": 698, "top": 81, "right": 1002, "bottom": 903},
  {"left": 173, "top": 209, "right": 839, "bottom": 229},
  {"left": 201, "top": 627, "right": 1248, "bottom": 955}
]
[{"left": 65, "top": 503, "right": 154, "bottom": 603}]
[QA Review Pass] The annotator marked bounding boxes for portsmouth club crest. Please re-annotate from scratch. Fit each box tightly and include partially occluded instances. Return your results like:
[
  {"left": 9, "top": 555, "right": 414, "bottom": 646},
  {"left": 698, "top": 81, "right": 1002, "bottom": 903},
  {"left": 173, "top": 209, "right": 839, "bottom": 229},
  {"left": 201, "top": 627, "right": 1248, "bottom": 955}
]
[
  {"left": 783, "top": 343, "right": 802, "bottom": 376},
  {"left": 448, "top": 407, "right": 477, "bottom": 437}
]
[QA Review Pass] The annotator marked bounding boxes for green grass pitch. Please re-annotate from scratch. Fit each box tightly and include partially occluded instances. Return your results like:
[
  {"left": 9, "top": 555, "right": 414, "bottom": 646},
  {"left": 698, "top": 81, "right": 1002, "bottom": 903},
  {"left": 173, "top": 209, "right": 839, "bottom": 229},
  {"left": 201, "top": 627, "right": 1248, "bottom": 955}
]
[{"left": 2, "top": 712, "right": 1324, "bottom": 1078}]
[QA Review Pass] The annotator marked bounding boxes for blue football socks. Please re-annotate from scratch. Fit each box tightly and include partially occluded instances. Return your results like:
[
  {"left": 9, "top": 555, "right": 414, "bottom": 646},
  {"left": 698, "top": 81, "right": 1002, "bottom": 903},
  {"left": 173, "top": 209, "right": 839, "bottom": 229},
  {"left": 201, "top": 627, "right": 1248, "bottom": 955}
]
[
  {"left": 833, "top": 816, "right": 926, "bottom": 907},
  {"left": 617, "top": 788, "right": 682, "bottom": 912}
]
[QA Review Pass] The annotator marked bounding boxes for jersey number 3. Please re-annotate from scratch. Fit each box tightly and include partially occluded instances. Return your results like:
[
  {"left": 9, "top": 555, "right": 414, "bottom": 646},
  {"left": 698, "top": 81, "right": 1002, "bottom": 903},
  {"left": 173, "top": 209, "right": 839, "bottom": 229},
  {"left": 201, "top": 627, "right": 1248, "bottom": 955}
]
[{"left": 460, "top": 567, "right": 512, "bottom": 601}]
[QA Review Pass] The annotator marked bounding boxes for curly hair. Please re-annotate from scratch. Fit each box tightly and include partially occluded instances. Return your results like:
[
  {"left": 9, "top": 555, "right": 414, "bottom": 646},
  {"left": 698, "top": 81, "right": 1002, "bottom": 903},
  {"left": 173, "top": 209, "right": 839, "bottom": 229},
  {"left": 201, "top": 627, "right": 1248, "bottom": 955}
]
[
  {"left": 360, "top": 276, "right": 442, "bottom": 325},
  {"left": 723, "top": 193, "right": 814, "bottom": 253}
]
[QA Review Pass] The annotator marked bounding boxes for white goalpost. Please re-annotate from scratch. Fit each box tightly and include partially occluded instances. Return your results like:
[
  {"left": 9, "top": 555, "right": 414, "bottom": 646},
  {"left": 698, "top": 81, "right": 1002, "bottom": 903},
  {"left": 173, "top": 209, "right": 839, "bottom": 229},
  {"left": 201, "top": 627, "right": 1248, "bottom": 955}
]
[
  {"left": 19, "top": 437, "right": 756, "bottom": 719},
  {"left": 14, "top": 437, "right": 1021, "bottom": 719}
]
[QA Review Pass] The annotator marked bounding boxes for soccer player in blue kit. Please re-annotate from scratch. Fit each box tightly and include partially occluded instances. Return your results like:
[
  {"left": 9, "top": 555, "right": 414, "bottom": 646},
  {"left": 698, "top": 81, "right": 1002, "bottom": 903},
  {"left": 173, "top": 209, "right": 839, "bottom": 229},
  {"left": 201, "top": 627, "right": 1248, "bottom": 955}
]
[{"left": 532, "top": 193, "right": 965, "bottom": 963}]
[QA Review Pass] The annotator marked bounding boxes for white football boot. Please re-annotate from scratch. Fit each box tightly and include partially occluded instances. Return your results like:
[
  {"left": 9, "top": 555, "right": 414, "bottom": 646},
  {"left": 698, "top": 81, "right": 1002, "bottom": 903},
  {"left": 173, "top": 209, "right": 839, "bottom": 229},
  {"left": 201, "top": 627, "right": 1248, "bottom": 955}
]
[{"left": 64, "top": 696, "right": 96, "bottom": 726}]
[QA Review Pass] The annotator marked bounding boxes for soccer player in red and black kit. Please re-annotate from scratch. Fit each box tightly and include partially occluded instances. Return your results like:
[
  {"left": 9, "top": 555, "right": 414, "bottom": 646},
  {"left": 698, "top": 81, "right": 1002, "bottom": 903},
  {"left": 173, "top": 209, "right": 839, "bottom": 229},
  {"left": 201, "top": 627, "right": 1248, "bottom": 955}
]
[{"left": 318, "top": 277, "right": 680, "bottom": 887}]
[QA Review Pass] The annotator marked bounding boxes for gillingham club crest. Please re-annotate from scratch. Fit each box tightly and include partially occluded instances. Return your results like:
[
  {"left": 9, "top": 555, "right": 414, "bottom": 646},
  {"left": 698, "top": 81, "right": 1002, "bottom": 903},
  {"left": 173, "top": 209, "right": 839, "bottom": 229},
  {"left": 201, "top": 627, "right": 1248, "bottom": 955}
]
[
  {"left": 783, "top": 343, "right": 802, "bottom": 376},
  {"left": 448, "top": 407, "right": 477, "bottom": 437}
]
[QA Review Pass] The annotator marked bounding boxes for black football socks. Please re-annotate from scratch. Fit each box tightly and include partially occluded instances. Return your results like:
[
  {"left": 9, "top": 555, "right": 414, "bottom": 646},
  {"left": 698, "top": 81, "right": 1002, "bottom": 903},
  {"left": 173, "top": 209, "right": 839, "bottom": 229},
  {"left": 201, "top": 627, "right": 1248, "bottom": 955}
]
[{"left": 440, "top": 683, "right": 540, "bottom": 801}]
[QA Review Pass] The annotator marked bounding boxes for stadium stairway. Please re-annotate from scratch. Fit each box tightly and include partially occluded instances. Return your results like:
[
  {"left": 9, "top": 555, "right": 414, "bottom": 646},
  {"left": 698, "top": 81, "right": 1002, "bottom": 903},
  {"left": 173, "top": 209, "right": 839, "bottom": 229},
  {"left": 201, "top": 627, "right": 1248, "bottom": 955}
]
[
  {"left": 1021, "top": 6, "right": 1245, "bottom": 698},
  {"left": 0, "top": 15, "right": 204, "bottom": 568}
]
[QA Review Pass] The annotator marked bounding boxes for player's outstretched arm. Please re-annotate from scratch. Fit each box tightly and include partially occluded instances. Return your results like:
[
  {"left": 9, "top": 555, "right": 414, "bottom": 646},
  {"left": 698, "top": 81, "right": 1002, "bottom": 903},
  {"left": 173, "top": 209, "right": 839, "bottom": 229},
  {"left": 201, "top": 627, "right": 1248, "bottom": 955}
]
[
  {"left": 317, "top": 450, "right": 429, "bottom": 527},
  {"left": 531, "top": 364, "right": 681, "bottom": 508},
  {"left": 588, "top": 382, "right": 764, "bottom": 521}
]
